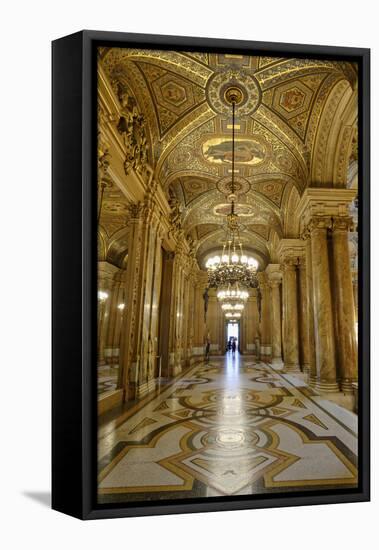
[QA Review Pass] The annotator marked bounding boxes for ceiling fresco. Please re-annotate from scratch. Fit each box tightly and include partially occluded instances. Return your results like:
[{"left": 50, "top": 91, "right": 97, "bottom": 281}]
[{"left": 98, "top": 47, "right": 358, "bottom": 267}]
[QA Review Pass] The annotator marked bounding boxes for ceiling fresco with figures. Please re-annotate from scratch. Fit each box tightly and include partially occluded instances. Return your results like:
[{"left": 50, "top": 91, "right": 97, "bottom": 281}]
[{"left": 98, "top": 48, "right": 358, "bottom": 267}]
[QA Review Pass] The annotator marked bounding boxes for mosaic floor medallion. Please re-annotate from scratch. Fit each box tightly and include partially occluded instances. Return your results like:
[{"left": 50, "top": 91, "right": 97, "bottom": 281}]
[{"left": 98, "top": 355, "right": 358, "bottom": 503}]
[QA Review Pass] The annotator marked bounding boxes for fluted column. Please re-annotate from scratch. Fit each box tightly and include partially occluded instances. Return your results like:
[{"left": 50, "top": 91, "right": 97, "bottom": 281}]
[
  {"left": 98, "top": 288, "right": 111, "bottom": 365},
  {"left": 298, "top": 257, "right": 311, "bottom": 373},
  {"left": 352, "top": 271, "right": 358, "bottom": 322},
  {"left": 331, "top": 217, "right": 358, "bottom": 392},
  {"left": 308, "top": 217, "right": 339, "bottom": 392},
  {"left": 304, "top": 234, "right": 317, "bottom": 386},
  {"left": 282, "top": 259, "right": 300, "bottom": 371},
  {"left": 118, "top": 202, "right": 159, "bottom": 399},
  {"left": 268, "top": 275, "right": 283, "bottom": 369},
  {"left": 98, "top": 263, "right": 118, "bottom": 365},
  {"left": 257, "top": 273, "right": 271, "bottom": 361},
  {"left": 105, "top": 278, "right": 121, "bottom": 364},
  {"left": 112, "top": 282, "right": 125, "bottom": 365}
]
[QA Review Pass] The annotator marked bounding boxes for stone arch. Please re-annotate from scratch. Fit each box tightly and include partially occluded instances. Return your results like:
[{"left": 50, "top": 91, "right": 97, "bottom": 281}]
[
  {"left": 98, "top": 226, "right": 107, "bottom": 261},
  {"left": 310, "top": 78, "right": 356, "bottom": 187}
]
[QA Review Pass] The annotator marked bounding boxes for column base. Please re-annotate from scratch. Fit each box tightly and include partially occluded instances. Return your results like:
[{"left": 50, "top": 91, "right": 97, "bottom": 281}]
[
  {"left": 301, "top": 364, "right": 310, "bottom": 375},
  {"left": 309, "top": 375, "right": 318, "bottom": 388},
  {"left": 314, "top": 380, "right": 340, "bottom": 393},
  {"left": 136, "top": 378, "right": 156, "bottom": 398},
  {"left": 340, "top": 379, "right": 354, "bottom": 394},
  {"left": 352, "top": 382, "right": 358, "bottom": 413},
  {"left": 284, "top": 363, "right": 301, "bottom": 373},
  {"left": 172, "top": 364, "right": 182, "bottom": 376},
  {"left": 271, "top": 358, "right": 284, "bottom": 371}
]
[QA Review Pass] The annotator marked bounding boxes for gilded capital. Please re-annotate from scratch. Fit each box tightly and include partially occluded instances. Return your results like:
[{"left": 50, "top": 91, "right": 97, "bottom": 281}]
[
  {"left": 266, "top": 263, "right": 283, "bottom": 286},
  {"left": 332, "top": 216, "right": 354, "bottom": 233},
  {"left": 282, "top": 258, "right": 298, "bottom": 271},
  {"left": 127, "top": 201, "right": 143, "bottom": 220},
  {"left": 307, "top": 215, "right": 332, "bottom": 233}
]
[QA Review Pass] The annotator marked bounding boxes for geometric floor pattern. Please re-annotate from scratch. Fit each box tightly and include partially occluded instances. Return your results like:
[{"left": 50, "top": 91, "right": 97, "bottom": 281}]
[
  {"left": 98, "top": 366, "right": 118, "bottom": 396},
  {"left": 97, "top": 354, "right": 358, "bottom": 504}
]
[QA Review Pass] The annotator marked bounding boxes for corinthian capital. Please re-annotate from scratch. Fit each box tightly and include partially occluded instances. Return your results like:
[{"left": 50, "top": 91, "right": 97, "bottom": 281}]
[
  {"left": 126, "top": 202, "right": 143, "bottom": 220},
  {"left": 332, "top": 216, "right": 354, "bottom": 233},
  {"left": 282, "top": 258, "right": 298, "bottom": 271},
  {"left": 307, "top": 215, "right": 332, "bottom": 233}
]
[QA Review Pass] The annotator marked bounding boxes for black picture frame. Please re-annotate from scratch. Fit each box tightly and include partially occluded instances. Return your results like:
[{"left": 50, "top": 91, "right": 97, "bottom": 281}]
[{"left": 52, "top": 30, "right": 370, "bottom": 520}]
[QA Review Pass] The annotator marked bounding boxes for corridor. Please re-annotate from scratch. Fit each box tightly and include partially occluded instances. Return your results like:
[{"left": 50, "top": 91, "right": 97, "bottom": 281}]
[{"left": 98, "top": 355, "right": 358, "bottom": 503}]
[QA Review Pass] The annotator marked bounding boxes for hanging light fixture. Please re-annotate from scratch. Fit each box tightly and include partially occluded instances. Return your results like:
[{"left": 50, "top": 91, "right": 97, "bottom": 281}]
[{"left": 206, "top": 86, "right": 259, "bottom": 312}]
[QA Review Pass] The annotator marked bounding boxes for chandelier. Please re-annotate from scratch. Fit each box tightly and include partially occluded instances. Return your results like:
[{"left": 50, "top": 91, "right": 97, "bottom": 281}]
[
  {"left": 217, "top": 285, "right": 249, "bottom": 302},
  {"left": 206, "top": 86, "right": 259, "bottom": 314}
]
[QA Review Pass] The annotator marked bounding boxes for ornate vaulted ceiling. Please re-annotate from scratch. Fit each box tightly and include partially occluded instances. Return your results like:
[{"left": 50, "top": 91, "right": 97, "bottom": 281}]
[{"left": 98, "top": 48, "right": 358, "bottom": 268}]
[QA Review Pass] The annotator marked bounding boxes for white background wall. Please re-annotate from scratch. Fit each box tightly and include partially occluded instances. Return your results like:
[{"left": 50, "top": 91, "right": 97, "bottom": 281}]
[{"left": 1, "top": 1, "right": 377, "bottom": 548}]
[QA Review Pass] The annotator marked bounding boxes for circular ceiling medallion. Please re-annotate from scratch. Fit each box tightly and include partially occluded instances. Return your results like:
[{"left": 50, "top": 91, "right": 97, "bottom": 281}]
[
  {"left": 224, "top": 86, "right": 244, "bottom": 105},
  {"left": 217, "top": 175, "right": 251, "bottom": 197},
  {"left": 206, "top": 70, "right": 261, "bottom": 116}
]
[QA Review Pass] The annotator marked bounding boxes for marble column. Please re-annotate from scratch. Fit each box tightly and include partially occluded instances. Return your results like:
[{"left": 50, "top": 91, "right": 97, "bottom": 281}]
[
  {"left": 297, "top": 257, "right": 311, "bottom": 373},
  {"left": 332, "top": 217, "right": 358, "bottom": 392},
  {"left": 118, "top": 202, "right": 161, "bottom": 399},
  {"left": 112, "top": 282, "right": 125, "bottom": 365},
  {"left": 105, "top": 278, "right": 121, "bottom": 364},
  {"left": 268, "top": 275, "right": 283, "bottom": 369},
  {"left": 352, "top": 271, "right": 358, "bottom": 322},
  {"left": 193, "top": 281, "right": 206, "bottom": 356},
  {"left": 158, "top": 250, "right": 175, "bottom": 377},
  {"left": 97, "top": 291, "right": 110, "bottom": 365},
  {"left": 282, "top": 259, "right": 300, "bottom": 372},
  {"left": 168, "top": 251, "right": 185, "bottom": 376},
  {"left": 309, "top": 216, "right": 339, "bottom": 392},
  {"left": 304, "top": 234, "right": 317, "bottom": 386},
  {"left": 118, "top": 207, "right": 144, "bottom": 398},
  {"left": 257, "top": 273, "right": 271, "bottom": 361}
]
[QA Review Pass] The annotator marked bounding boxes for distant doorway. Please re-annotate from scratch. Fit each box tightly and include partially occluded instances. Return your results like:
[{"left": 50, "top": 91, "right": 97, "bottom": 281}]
[{"left": 227, "top": 321, "right": 239, "bottom": 353}]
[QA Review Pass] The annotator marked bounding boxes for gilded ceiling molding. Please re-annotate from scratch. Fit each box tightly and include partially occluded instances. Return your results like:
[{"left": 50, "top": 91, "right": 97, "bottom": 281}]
[
  {"left": 305, "top": 73, "right": 344, "bottom": 151},
  {"left": 158, "top": 118, "right": 220, "bottom": 185},
  {"left": 310, "top": 79, "right": 353, "bottom": 186},
  {"left": 181, "top": 184, "right": 281, "bottom": 232},
  {"left": 181, "top": 52, "right": 210, "bottom": 67},
  {"left": 282, "top": 185, "right": 301, "bottom": 238},
  {"left": 252, "top": 105, "right": 307, "bottom": 189},
  {"left": 333, "top": 91, "right": 358, "bottom": 187},
  {"left": 255, "top": 58, "right": 354, "bottom": 90},
  {"left": 107, "top": 60, "right": 160, "bottom": 162},
  {"left": 101, "top": 47, "right": 213, "bottom": 87},
  {"left": 170, "top": 176, "right": 218, "bottom": 207},
  {"left": 98, "top": 226, "right": 107, "bottom": 261},
  {"left": 155, "top": 105, "right": 216, "bottom": 177},
  {"left": 247, "top": 174, "right": 293, "bottom": 208}
]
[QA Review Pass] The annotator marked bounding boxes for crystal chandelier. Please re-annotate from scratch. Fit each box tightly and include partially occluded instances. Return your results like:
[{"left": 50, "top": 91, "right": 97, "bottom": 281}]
[
  {"left": 225, "top": 312, "right": 241, "bottom": 319},
  {"left": 217, "top": 286, "right": 249, "bottom": 302},
  {"left": 206, "top": 87, "right": 259, "bottom": 313}
]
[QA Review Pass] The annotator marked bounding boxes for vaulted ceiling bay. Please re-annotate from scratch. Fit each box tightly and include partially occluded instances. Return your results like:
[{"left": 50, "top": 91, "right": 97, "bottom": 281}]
[{"left": 97, "top": 48, "right": 357, "bottom": 270}]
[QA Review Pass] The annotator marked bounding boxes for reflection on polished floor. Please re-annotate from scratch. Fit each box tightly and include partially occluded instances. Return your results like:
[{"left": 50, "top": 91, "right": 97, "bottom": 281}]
[{"left": 98, "top": 355, "right": 358, "bottom": 504}]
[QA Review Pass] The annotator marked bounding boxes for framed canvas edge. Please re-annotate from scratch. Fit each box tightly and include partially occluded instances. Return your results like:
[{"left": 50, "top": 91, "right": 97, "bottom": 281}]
[{"left": 52, "top": 30, "right": 370, "bottom": 521}]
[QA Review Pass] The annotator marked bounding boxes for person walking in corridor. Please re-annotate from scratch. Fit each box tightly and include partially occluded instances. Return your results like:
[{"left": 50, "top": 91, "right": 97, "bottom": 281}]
[
  {"left": 232, "top": 338, "right": 237, "bottom": 355},
  {"left": 205, "top": 337, "right": 211, "bottom": 363}
]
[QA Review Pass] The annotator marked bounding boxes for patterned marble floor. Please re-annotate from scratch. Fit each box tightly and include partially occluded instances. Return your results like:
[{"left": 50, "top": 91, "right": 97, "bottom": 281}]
[
  {"left": 97, "top": 354, "right": 358, "bottom": 504},
  {"left": 98, "top": 366, "right": 118, "bottom": 395}
]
